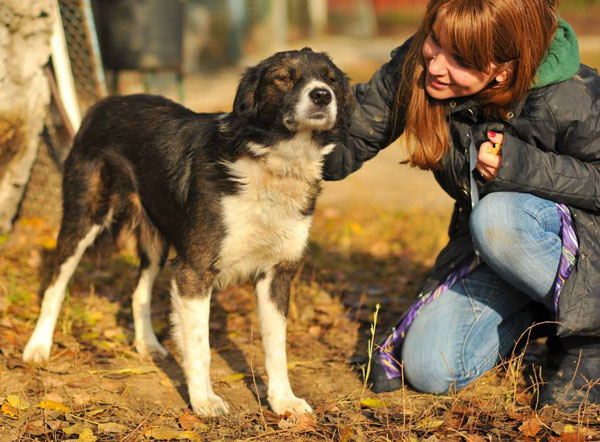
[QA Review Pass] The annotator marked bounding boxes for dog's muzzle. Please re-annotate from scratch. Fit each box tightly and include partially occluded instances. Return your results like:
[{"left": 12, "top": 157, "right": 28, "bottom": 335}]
[{"left": 284, "top": 81, "right": 337, "bottom": 131}]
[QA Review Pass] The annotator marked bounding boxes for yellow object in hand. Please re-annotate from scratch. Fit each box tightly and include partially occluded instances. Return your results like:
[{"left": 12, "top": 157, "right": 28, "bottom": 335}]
[{"left": 486, "top": 143, "right": 502, "bottom": 155}]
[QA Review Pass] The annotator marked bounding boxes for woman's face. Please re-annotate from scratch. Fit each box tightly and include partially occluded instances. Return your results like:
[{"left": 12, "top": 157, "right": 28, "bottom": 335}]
[{"left": 422, "top": 32, "right": 505, "bottom": 100}]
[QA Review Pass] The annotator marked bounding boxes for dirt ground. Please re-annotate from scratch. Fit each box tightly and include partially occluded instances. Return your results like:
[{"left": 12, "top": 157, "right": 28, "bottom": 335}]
[
  {"left": 3, "top": 209, "right": 599, "bottom": 441},
  {"left": 2, "top": 32, "right": 600, "bottom": 441}
]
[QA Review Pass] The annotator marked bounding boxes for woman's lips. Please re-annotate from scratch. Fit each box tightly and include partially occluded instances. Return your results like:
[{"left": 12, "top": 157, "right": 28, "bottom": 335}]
[{"left": 427, "top": 74, "right": 450, "bottom": 90}]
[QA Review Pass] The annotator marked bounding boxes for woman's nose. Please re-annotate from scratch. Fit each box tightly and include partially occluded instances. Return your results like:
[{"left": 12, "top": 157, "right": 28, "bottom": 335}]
[{"left": 428, "top": 51, "right": 448, "bottom": 76}]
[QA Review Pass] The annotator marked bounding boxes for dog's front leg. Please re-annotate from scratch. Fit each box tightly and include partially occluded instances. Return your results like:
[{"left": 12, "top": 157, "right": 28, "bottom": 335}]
[
  {"left": 256, "top": 265, "right": 312, "bottom": 416},
  {"left": 171, "top": 266, "right": 229, "bottom": 417}
]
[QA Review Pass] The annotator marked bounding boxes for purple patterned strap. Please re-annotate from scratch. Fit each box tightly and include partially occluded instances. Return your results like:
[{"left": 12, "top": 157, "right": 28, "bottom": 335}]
[
  {"left": 378, "top": 260, "right": 477, "bottom": 379},
  {"left": 554, "top": 204, "right": 578, "bottom": 312},
  {"left": 378, "top": 203, "right": 579, "bottom": 381}
]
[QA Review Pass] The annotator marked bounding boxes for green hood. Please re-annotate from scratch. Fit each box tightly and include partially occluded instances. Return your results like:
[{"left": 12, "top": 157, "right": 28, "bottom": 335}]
[{"left": 532, "top": 18, "right": 580, "bottom": 88}]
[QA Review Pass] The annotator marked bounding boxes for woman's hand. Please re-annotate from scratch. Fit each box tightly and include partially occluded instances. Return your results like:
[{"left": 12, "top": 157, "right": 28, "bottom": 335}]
[{"left": 476, "top": 130, "right": 503, "bottom": 180}]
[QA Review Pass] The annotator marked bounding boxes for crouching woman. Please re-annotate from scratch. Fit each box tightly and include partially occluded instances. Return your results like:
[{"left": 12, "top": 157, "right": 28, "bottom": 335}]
[{"left": 323, "top": 0, "right": 600, "bottom": 410}]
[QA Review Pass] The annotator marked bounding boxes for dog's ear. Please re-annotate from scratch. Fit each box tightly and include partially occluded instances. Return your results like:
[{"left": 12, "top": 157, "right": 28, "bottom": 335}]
[
  {"left": 233, "top": 65, "right": 260, "bottom": 119},
  {"left": 300, "top": 47, "right": 314, "bottom": 53}
]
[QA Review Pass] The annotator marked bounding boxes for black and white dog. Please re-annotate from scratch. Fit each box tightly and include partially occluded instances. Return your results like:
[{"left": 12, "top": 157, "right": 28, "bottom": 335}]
[{"left": 23, "top": 48, "right": 352, "bottom": 417}]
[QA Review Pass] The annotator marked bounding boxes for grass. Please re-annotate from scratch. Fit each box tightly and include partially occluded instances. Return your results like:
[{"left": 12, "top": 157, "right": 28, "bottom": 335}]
[{"left": 0, "top": 211, "right": 599, "bottom": 441}]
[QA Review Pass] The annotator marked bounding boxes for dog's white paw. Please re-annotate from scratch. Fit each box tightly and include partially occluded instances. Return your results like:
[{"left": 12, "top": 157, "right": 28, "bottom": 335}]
[
  {"left": 269, "top": 395, "right": 312, "bottom": 416},
  {"left": 135, "top": 338, "right": 168, "bottom": 359},
  {"left": 23, "top": 337, "right": 52, "bottom": 364},
  {"left": 191, "top": 393, "right": 230, "bottom": 417}
]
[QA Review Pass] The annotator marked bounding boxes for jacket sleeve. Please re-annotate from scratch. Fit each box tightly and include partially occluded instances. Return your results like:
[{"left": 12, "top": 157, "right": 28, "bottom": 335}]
[
  {"left": 483, "top": 76, "right": 600, "bottom": 211},
  {"left": 322, "top": 43, "right": 408, "bottom": 181}
]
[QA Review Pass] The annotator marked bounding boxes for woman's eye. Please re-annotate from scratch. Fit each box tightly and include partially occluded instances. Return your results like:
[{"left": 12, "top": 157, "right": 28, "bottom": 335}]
[
  {"left": 454, "top": 55, "right": 470, "bottom": 68},
  {"left": 430, "top": 32, "right": 440, "bottom": 46}
]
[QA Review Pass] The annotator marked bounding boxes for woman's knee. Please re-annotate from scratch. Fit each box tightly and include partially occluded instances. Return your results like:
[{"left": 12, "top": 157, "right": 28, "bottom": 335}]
[
  {"left": 401, "top": 317, "right": 476, "bottom": 393},
  {"left": 402, "top": 347, "right": 463, "bottom": 393},
  {"left": 470, "top": 192, "right": 560, "bottom": 262},
  {"left": 470, "top": 192, "right": 516, "bottom": 244},
  {"left": 470, "top": 193, "right": 533, "bottom": 259}
]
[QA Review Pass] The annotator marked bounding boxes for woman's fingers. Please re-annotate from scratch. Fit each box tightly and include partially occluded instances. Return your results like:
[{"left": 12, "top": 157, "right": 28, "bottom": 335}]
[
  {"left": 486, "top": 130, "right": 504, "bottom": 155},
  {"left": 477, "top": 141, "right": 502, "bottom": 180}
]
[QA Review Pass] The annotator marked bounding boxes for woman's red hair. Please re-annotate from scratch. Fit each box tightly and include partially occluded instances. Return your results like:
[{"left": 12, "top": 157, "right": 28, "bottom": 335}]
[{"left": 395, "top": 0, "right": 558, "bottom": 169}]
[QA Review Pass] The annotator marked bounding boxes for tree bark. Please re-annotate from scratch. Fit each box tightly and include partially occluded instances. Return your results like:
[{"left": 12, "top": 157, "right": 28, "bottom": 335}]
[{"left": 0, "top": 0, "right": 53, "bottom": 233}]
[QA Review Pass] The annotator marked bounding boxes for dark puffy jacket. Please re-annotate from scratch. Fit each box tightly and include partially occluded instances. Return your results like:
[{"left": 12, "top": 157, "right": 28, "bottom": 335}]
[{"left": 323, "top": 41, "right": 600, "bottom": 338}]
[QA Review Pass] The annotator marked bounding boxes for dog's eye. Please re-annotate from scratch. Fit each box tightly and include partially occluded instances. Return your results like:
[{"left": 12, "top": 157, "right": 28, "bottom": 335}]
[
  {"left": 328, "top": 75, "right": 337, "bottom": 83},
  {"left": 275, "top": 74, "right": 291, "bottom": 82}
]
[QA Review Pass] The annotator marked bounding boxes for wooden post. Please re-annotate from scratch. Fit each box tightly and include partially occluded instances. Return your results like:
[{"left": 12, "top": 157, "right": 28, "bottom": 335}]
[
  {"left": 270, "top": 0, "right": 288, "bottom": 48},
  {"left": 307, "top": 0, "right": 328, "bottom": 37}
]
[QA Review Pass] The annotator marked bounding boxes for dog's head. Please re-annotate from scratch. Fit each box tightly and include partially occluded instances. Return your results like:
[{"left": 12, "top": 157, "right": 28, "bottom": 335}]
[{"left": 233, "top": 48, "right": 353, "bottom": 134}]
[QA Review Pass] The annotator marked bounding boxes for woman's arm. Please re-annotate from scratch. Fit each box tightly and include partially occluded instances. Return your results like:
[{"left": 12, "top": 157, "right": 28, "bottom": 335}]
[
  {"left": 483, "top": 69, "right": 600, "bottom": 211},
  {"left": 322, "top": 43, "right": 409, "bottom": 181}
]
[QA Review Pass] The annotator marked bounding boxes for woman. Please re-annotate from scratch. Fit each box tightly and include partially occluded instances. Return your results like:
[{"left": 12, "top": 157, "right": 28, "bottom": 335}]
[{"left": 323, "top": 0, "right": 600, "bottom": 410}]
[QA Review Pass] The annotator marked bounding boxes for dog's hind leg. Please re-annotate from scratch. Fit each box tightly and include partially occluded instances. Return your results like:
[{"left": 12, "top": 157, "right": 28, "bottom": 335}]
[
  {"left": 132, "top": 225, "right": 168, "bottom": 358},
  {"left": 256, "top": 264, "right": 312, "bottom": 416},
  {"left": 23, "top": 216, "right": 106, "bottom": 363},
  {"left": 24, "top": 157, "right": 111, "bottom": 364},
  {"left": 170, "top": 261, "right": 229, "bottom": 416}
]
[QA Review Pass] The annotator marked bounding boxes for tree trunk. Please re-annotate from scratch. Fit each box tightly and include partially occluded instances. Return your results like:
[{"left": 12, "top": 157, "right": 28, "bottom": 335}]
[{"left": 0, "top": 0, "right": 53, "bottom": 233}]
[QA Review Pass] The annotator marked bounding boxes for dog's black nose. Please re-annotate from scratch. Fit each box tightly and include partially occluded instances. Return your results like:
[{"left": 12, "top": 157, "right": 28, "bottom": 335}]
[{"left": 309, "top": 88, "right": 332, "bottom": 106}]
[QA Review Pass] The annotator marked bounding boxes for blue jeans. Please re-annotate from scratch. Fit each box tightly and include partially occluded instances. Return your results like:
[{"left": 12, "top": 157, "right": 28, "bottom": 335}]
[{"left": 401, "top": 192, "right": 563, "bottom": 393}]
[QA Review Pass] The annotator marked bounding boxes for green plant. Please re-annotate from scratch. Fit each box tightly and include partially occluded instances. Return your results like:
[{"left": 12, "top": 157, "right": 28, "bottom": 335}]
[{"left": 362, "top": 302, "right": 381, "bottom": 394}]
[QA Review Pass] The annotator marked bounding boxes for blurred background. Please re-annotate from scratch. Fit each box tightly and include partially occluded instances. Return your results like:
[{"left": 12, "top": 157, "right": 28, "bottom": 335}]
[
  {"left": 2, "top": 0, "right": 600, "bottom": 230},
  {"left": 78, "top": 0, "right": 600, "bottom": 213}
]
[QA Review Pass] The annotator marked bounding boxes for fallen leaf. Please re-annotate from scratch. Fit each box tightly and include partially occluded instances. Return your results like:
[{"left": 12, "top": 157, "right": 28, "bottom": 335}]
[
  {"left": 516, "top": 391, "right": 532, "bottom": 406},
  {"left": 559, "top": 428, "right": 586, "bottom": 442},
  {"left": 45, "top": 421, "right": 63, "bottom": 431},
  {"left": 338, "top": 424, "right": 355, "bottom": 442},
  {"left": 38, "top": 400, "right": 71, "bottom": 413},
  {"left": 6, "top": 358, "right": 27, "bottom": 370},
  {"left": 179, "top": 413, "right": 206, "bottom": 431},
  {"left": 218, "top": 373, "right": 245, "bottom": 384},
  {"left": 308, "top": 325, "right": 321, "bottom": 336},
  {"left": 292, "top": 413, "right": 317, "bottom": 432},
  {"left": 24, "top": 420, "right": 48, "bottom": 436},
  {"left": 63, "top": 423, "right": 89, "bottom": 435},
  {"left": 1, "top": 402, "right": 18, "bottom": 419},
  {"left": 519, "top": 417, "right": 541, "bottom": 437},
  {"left": 41, "top": 237, "right": 57, "bottom": 250},
  {"left": 417, "top": 417, "right": 444, "bottom": 430},
  {"left": 359, "top": 397, "right": 386, "bottom": 409},
  {"left": 76, "top": 428, "right": 97, "bottom": 442},
  {"left": 7, "top": 394, "right": 28, "bottom": 410},
  {"left": 507, "top": 410, "right": 524, "bottom": 420},
  {"left": 560, "top": 433, "right": 586, "bottom": 442},
  {"left": 89, "top": 366, "right": 157, "bottom": 376},
  {"left": 87, "top": 408, "right": 106, "bottom": 418},
  {"left": 97, "top": 423, "right": 128, "bottom": 434},
  {"left": 145, "top": 426, "right": 200, "bottom": 440},
  {"left": 463, "top": 434, "right": 487, "bottom": 442}
]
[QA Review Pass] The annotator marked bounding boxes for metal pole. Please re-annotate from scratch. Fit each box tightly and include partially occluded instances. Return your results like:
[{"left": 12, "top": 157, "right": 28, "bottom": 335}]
[{"left": 51, "top": 0, "right": 81, "bottom": 131}]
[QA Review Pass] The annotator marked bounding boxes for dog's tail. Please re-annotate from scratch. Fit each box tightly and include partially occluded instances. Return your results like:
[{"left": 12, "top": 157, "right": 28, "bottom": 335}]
[{"left": 59, "top": 136, "right": 164, "bottom": 267}]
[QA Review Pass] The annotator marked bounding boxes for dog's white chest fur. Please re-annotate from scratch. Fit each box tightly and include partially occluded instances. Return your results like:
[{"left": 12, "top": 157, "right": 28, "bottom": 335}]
[{"left": 217, "top": 133, "right": 332, "bottom": 284}]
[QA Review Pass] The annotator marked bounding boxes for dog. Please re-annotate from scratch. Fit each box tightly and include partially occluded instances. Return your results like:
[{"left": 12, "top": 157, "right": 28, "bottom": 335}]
[{"left": 22, "top": 48, "right": 353, "bottom": 417}]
